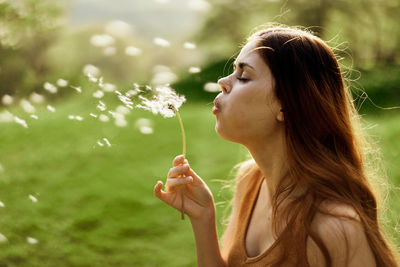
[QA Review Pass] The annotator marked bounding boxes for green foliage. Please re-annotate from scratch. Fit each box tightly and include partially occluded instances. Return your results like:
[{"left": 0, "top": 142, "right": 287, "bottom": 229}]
[{"left": 0, "top": 99, "right": 398, "bottom": 266}]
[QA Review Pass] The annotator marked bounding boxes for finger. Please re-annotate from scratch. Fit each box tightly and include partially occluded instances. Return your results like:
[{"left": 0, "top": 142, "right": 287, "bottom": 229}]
[
  {"left": 154, "top": 180, "right": 165, "bottom": 199},
  {"left": 173, "top": 155, "right": 189, "bottom": 167},
  {"left": 165, "top": 176, "right": 193, "bottom": 190},
  {"left": 168, "top": 164, "right": 190, "bottom": 178},
  {"left": 187, "top": 168, "right": 205, "bottom": 184}
]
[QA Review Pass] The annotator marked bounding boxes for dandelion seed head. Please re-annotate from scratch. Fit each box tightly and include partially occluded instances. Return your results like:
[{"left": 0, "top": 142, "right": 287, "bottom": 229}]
[
  {"left": 26, "top": 237, "right": 38, "bottom": 245},
  {"left": 20, "top": 99, "right": 36, "bottom": 113},
  {"left": 183, "top": 42, "right": 196, "bottom": 49},
  {"left": 99, "top": 114, "right": 109, "bottom": 122},
  {"left": 103, "top": 46, "right": 116, "bottom": 56},
  {"left": 14, "top": 117, "right": 28, "bottom": 128},
  {"left": 28, "top": 194, "right": 38, "bottom": 203},
  {"left": 29, "top": 92, "right": 44, "bottom": 104},
  {"left": 203, "top": 82, "right": 221, "bottom": 92},
  {"left": 188, "top": 66, "right": 201, "bottom": 73},
  {"left": 47, "top": 105, "right": 56, "bottom": 112},
  {"left": 1, "top": 94, "right": 13, "bottom": 106},
  {"left": 103, "top": 137, "right": 111, "bottom": 147},
  {"left": 44, "top": 82, "right": 57, "bottom": 94},
  {"left": 56, "top": 79, "right": 68, "bottom": 87},
  {"left": 0, "top": 233, "right": 8, "bottom": 244},
  {"left": 153, "top": 37, "right": 170, "bottom": 47},
  {"left": 125, "top": 46, "right": 142, "bottom": 56},
  {"left": 30, "top": 114, "right": 38, "bottom": 120},
  {"left": 90, "top": 34, "right": 115, "bottom": 47},
  {"left": 93, "top": 90, "right": 104, "bottom": 99}
]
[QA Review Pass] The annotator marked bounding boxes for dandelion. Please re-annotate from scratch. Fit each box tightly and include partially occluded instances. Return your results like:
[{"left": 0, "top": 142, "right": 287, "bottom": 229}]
[
  {"left": 14, "top": 117, "right": 28, "bottom": 128},
  {"left": 103, "top": 138, "right": 111, "bottom": 147},
  {"left": 47, "top": 105, "right": 56, "bottom": 112},
  {"left": 2, "top": 94, "right": 13, "bottom": 106},
  {"left": 203, "top": 82, "right": 221, "bottom": 92},
  {"left": 183, "top": 42, "right": 196, "bottom": 49},
  {"left": 153, "top": 37, "right": 170, "bottom": 47},
  {"left": 136, "top": 85, "right": 187, "bottom": 219},
  {"left": 26, "top": 237, "right": 38, "bottom": 245},
  {"left": 28, "top": 194, "right": 38, "bottom": 203},
  {"left": 188, "top": 66, "right": 201, "bottom": 73},
  {"left": 0, "top": 233, "right": 8, "bottom": 244},
  {"left": 30, "top": 114, "right": 38, "bottom": 120},
  {"left": 56, "top": 79, "right": 68, "bottom": 87},
  {"left": 43, "top": 82, "right": 57, "bottom": 94}
]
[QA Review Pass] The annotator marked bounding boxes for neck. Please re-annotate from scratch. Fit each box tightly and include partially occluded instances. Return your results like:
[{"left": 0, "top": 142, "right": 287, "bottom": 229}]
[{"left": 245, "top": 132, "right": 288, "bottom": 203}]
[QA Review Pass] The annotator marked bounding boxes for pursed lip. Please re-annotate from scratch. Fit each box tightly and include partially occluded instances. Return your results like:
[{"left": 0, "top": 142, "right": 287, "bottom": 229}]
[{"left": 213, "top": 96, "right": 222, "bottom": 114}]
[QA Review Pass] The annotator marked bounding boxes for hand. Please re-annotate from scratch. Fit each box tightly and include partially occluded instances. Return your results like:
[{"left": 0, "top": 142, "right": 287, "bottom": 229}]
[{"left": 154, "top": 155, "right": 215, "bottom": 220}]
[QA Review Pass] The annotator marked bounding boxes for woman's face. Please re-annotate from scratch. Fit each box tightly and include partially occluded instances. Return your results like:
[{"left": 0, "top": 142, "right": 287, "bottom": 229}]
[{"left": 214, "top": 41, "right": 283, "bottom": 146}]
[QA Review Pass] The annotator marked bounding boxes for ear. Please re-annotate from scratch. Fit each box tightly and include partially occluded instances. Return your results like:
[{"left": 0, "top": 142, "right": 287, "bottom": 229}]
[{"left": 276, "top": 108, "right": 284, "bottom": 122}]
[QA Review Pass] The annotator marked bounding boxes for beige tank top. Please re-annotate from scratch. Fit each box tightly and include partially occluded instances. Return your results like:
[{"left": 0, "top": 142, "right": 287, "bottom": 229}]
[{"left": 225, "top": 170, "right": 296, "bottom": 266}]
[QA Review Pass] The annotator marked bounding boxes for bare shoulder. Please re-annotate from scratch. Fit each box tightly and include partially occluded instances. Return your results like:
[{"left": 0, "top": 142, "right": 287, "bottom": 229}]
[{"left": 307, "top": 201, "right": 376, "bottom": 267}]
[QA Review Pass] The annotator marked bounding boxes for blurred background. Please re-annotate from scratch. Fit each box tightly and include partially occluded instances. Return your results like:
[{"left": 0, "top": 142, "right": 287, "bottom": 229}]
[{"left": 0, "top": 0, "right": 399, "bottom": 266}]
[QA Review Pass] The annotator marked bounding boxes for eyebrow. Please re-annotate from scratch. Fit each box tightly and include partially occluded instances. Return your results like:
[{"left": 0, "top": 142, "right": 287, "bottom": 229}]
[{"left": 233, "top": 61, "right": 255, "bottom": 70}]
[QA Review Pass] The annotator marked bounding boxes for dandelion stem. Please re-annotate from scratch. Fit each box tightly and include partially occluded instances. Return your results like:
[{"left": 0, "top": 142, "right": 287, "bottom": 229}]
[{"left": 168, "top": 104, "right": 186, "bottom": 220}]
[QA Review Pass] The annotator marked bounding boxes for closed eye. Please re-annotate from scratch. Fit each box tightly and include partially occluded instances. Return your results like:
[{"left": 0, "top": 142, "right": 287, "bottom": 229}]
[{"left": 237, "top": 77, "right": 249, "bottom": 82}]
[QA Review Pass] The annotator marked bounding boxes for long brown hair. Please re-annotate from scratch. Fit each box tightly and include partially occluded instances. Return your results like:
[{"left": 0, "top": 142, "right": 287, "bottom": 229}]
[{"left": 244, "top": 26, "right": 398, "bottom": 266}]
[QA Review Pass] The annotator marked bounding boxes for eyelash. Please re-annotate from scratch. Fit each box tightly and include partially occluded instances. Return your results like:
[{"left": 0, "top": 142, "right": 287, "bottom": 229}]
[{"left": 237, "top": 77, "right": 249, "bottom": 82}]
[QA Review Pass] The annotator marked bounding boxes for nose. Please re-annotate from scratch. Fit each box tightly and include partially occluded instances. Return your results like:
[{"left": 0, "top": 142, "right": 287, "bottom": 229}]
[{"left": 217, "top": 76, "right": 231, "bottom": 93}]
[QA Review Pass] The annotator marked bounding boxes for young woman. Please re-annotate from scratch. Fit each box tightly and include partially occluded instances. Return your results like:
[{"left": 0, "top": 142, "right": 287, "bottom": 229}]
[{"left": 153, "top": 26, "right": 399, "bottom": 266}]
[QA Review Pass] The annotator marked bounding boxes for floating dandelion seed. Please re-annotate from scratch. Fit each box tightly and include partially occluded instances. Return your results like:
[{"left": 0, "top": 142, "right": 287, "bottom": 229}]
[
  {"left": 97, "top": 101, "right": 107, "bottom": 111},
  {"left": 103, "top": 46, "right": 116, "bottom": 56},
  {"left": 105, "top": 20, "right": 131, "bottom": 38},
  {"left": 93, "top": 90, "right": 104, "bottom": 98},
  {"left": 188, "top": 66, "right": 201, "bottom": 73},
  {"left": 68, "top": 115, "right": 75, "bottom": 120},
  {"left": 153, "top": 37, "right": 170, "bottom": 47},
  {"left": 0, "top": 110, "right": 14, "bottom": 122},
  {"left": 99, "top": 114, "right": 110, "bottom": 122},
  {"left": 83, "top": 64, "right": 100, "bottom": 77},
  {"left": 103, "top": 138, "right": 111, "bottom": 147},
  {"left": 97, "top": 140, "right": 104, "bottom": 147},
  {"left": 28, "top": 194, "right": 38, "bottom": 203},
  {"left": 0, "top": 201, "right": 4, "bottom": 207},
  {"left": 0, "top": 163, "right": 3, "bottom": 173},
  {"left": 75, "top": 116, "right": 83, "bottom": 121},
  {"left": 87, "top": 73, "right": 98, "bottom": 83},
  {"left": 20, "top": 99, "right": 36, "bottom": 113},
  {"left": 14, "top": 117, "right": 28, "bottom": 128},
  {"left": 26, "top": 237, "right": 38, "bottom": 245},
  {"left": 0, "top": 233, "right": 8, "bottom": 244},
  {"left": 116, "top": 105, "right": 130, "bottom": 115},
  {"left": 70, "top": 86, "right": 82, "bottom": 93},
  {"left": 102, "top": 83, "right": 116, "bottom": 92},
  {"left": 183, "top": 42, "right": 196, "bottom": 49},
  {"left": 44, "top": 82, "right": 57, "bottom": 94},
  {"left": 136, "top": 85, "right": 187, "bottom": 219},
  {"left": 203, "top": 82, "right": 221, "bottom": 92},
  {"left": 47, "top": 105, "right": 56, "bottom": 112},
  {"left": 2, "top": 94, "right": 13, "bottom": 106},
  {"left": 30, "top": 114, "right": 38, "bottom": 120},
  {"left": 29, "top": 92, "right": 45, "bottom": 104},
  {"left": 90, "top": 34, "right": 115, "bottom": 47},
  {"left": 125, "top": 46, "right": 142, "bottom": 56},
  {"left": 89, "top": 113, "right": 98, "bottom": 118},
  {"left": 56, "top": 79, "right": 68, "bottom": 87}
]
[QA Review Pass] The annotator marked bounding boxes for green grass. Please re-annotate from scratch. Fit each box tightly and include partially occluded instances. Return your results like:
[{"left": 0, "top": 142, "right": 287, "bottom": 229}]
[{"left": 0, "top": 94, "right": 398, "bottom": 266}]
